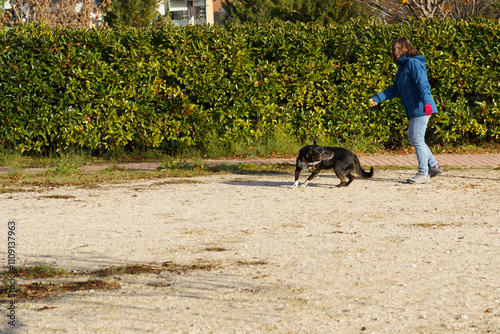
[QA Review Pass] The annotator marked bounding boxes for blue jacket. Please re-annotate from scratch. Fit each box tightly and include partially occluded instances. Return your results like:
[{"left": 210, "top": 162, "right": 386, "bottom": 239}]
[{"left": 370, "top": 54, "right": 438, "bottom": 119}]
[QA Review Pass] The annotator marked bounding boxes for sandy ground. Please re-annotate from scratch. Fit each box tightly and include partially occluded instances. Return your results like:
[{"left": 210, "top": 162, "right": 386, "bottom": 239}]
[{"left": 1, "top": 168, "right": 500, "bottom": 333}]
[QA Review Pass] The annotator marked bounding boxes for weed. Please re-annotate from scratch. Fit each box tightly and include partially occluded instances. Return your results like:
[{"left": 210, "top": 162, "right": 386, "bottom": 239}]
[
  {"left": 49, "top": 161, "right": 82, "bottom": 175},
  {"left": 4, "top": 265, "right": 71, "bottom": 279},
  {"left": 156, "top": 157, "right": 191, "bottom": 171}
]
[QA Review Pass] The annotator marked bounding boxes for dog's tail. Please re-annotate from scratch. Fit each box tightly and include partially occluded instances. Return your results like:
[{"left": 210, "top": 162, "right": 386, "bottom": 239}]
[{"left": 355, "top": 157, "right": 374, "bottom": 179}]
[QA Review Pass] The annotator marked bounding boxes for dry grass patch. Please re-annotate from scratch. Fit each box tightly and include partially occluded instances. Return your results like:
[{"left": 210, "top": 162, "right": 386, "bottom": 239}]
[
  {"left": 0, "top": 261, "right": 223, "bottom": 303},
  {"left": 236, "top": 260, "right": 268, "bottom": 266},
  {"left": 39, "top": 195, "right": 76, "bottom": 199},
  {"left": 0, "top": 280, "right": 119, "bottom": 303},
  {"left": 0, "top": 265, "right": 117, "bottom": 303},
  {"left": 151, "top": 179, "right": 204, "bottom": 186},
  {"left": 161, "top": 261, "right": 221, "bottom": 273},
  {"left": 204, "top": 247, "right": 228, "bottom": 252},
  {"left": 90, "top": 264, "right": 163, "bottom": 277},
  {"left": 0, "top": 187, "right": 35, "bottom": 194}
]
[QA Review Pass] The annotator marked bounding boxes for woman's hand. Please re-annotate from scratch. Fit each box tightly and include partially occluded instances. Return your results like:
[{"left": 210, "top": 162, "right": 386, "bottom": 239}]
[
  {"left": 368, "top": 99, "right": 378, "bottom": 107},
  {"left": 424, "top": 104, "right": 433, "bottom": 116}
]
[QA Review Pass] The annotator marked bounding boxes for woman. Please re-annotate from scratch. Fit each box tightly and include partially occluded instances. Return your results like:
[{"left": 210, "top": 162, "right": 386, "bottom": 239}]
[{"left": 369, "top": 37, "right": 442, "bottom": 184}]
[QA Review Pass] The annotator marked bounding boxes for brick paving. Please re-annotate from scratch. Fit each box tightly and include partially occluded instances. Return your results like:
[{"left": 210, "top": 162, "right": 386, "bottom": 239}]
[
  {"left": 359, "top": 153, "right": 500, "bottom": 168},
  {"left": 211, "top": 153, "right": 500, "bottom": 169},
  {"left": 89, "top": 153, "right": 500, "bottom": 171},
  {"left": 0, "top": 154, "right": 499, "bottom": 175}
]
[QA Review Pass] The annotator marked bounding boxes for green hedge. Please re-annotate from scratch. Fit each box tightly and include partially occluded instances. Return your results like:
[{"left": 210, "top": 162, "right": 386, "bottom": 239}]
[{"left": 0, "top": 18, "right": 499, "bottom": 153}]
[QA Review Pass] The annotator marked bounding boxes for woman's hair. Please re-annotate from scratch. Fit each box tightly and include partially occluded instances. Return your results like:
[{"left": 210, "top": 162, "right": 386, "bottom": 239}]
[{"left": 392, "top": 37, "right": 418, "bottom": 62}]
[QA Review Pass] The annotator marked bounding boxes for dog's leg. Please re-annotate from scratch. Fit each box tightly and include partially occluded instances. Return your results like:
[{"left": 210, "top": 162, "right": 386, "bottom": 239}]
[
  {"left": 292, "top": 169, "right": 301, "bottom": 188},
  {"left": 301, "top": 171, "right": 320, "bottom": 188},
  {"left": 335, "top": 172, "right": 348, "bottom": 187},
  {"left": 345, "top": 173, "right": 355, "bottom": 187}
]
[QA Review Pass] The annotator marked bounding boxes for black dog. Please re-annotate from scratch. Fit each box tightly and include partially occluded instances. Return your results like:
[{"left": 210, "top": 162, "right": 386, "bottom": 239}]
[{"left": 292, "top": 142, "right": 374, "bottom": 188}]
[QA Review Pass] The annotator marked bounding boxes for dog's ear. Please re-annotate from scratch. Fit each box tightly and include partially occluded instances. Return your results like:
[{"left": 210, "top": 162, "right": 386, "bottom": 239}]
[
  {"left": 313, "top": 140, "right": 317, "bottom": 147},
  {"left": 306, "top": 148, "right": 319, "bottom": 161},
  {"left": 305, "top": 150, "right": 314, "bottom": 160}
]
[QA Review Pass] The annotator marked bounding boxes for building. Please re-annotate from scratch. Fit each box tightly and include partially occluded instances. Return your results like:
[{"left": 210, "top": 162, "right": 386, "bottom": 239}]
[
  {"left": 2, "top": 0, "right": 11, "bottom": 10},
  {"left": 212, "top": 0, "right": 227, "bottom": 25},
  {"left": 158, "top": 0, "right": 214, "bottom": 26}
]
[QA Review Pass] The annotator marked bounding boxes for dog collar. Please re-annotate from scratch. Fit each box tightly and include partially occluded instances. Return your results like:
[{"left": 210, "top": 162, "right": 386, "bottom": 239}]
[{"left": 302, "top": 156, "right": 307, "bottom": 162}]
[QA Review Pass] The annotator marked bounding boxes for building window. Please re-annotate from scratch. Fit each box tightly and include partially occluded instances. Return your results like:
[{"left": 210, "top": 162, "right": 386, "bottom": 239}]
[{"left": 168, "top": 0, "right": 206, "bottom": 26}]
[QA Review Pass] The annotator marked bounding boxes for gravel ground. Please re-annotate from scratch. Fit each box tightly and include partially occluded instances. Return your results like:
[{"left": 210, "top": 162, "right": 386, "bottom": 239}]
[{"left": 1, "top": 168, "right": 500, "bottom": 333}]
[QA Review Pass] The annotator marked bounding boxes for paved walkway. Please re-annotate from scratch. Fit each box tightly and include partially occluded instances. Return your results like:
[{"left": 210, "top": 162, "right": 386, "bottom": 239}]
[
  {"left": 359, "top": 153, "right": 500, "bottom": 168},
  {"left": 0, "top": 154, "right": 499, "bottom": 175},
  {"left": 85, "top": 153, "right": 499, "bottom": 172}
]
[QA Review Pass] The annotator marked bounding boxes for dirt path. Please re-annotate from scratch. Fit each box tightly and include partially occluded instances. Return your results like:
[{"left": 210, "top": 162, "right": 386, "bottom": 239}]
[{"left": 1, "top": 168, "right": 500, "bottom": 333}]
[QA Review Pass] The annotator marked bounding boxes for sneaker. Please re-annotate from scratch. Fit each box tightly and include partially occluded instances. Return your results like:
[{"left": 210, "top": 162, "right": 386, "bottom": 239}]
[
  {"left": 429, "top": 164, "right": 442, "bottom": 178},
  {"left": 407, "top": 172, "right": 430, "bottom": 184}
]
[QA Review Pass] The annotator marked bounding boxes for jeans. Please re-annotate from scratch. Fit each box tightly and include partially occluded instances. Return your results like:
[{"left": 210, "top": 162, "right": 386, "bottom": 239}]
[{"left": 408, "top": 115, "right": 437, "bottom": 175}]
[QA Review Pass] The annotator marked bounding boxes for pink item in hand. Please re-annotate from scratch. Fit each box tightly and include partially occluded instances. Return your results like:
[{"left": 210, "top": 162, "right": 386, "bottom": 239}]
[{"left": 424, "top": 104, "right": 433, "bottom": 116}]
